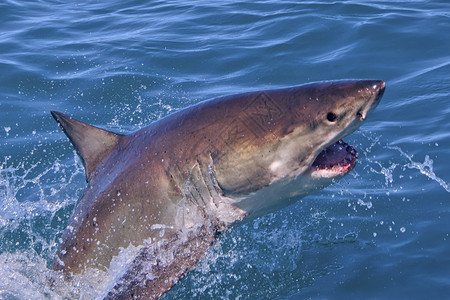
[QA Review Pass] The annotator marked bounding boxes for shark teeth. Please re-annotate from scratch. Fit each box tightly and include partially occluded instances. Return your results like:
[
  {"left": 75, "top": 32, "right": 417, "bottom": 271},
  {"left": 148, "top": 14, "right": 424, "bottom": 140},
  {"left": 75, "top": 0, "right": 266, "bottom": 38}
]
[{"left": 311, "top": 140, "right": 358, "bottom": 176}]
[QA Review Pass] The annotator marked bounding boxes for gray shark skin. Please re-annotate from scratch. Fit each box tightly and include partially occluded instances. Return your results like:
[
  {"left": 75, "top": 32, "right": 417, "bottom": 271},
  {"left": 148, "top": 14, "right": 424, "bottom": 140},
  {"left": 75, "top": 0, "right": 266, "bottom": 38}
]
[{"left": 51, "top": 79, "right": 385, "bottom": 299}]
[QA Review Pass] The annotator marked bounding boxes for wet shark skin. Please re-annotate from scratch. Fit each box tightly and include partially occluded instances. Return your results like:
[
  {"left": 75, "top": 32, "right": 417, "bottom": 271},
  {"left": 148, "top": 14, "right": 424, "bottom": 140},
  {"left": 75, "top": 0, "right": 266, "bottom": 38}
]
[{"left": 51, "top": 80, "right": 385, "bottom": 299}]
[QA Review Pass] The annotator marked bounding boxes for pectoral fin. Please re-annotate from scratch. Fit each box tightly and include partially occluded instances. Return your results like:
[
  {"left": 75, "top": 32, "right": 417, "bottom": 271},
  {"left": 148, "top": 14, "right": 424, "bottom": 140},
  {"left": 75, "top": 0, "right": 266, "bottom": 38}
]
[{"left": 105, "top": 225, "right": 217, "bottom": 300}]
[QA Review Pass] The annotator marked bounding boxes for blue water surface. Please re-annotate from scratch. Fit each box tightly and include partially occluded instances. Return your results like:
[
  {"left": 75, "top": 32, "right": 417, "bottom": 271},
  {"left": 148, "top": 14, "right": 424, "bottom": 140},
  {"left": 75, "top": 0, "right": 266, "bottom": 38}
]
[{"left": 1, "top": 0, "right": 449, "bottom": 299}]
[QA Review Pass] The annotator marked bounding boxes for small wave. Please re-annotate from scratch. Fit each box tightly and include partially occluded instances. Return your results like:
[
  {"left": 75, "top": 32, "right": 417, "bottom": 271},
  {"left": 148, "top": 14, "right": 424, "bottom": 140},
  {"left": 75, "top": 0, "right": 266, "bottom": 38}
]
[{"left": 391, "top": 58, "right": 450, "bottom": 85}]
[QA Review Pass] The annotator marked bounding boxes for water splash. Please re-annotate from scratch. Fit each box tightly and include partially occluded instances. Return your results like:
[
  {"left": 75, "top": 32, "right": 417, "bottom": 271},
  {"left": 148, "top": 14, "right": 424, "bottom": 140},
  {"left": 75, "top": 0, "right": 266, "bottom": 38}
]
[
  {"left": 360, "top": 130, "right": 450, "bottom": 193},
  {"left": 0, "top": 152, "right": 86, "bottom": 299},
  {"left": 388, "top": 146, "right": 450, "bottom": 193},
  {"left": 0, "top": 152, "right": 84, "bottom": 229},
  {"left": 0, "top": 252, "right": 55, "bottom": 299}
]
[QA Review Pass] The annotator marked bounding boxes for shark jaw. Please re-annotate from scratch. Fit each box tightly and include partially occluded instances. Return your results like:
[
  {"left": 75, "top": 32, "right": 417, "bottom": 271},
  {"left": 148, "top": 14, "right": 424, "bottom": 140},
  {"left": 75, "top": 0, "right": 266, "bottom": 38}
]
[
  {"left": 310, "top": 139, "right": 358, "bottom": 179},
  {"left": 230, "top": 139, "right": 360, "bottom": 222}
]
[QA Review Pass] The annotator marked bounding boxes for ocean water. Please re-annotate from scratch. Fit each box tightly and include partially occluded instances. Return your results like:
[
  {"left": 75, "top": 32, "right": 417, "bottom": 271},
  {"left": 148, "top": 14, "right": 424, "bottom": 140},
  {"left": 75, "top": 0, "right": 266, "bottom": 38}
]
[{"left": 1, "top": 0, "right": 449, "bottom": 299}]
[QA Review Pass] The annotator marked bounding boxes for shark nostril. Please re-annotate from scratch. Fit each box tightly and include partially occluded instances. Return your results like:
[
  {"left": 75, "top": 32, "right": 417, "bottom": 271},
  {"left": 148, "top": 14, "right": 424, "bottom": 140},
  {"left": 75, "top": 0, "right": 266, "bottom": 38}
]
[{"left": 357, "top": 112, "right": 365, "bottom": 120}]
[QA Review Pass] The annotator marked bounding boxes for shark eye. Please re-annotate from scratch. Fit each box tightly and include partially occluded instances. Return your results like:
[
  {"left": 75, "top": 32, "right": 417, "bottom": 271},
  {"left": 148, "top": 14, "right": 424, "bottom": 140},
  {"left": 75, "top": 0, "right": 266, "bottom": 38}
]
[{"left": 327, "top": 112, "right": 338, "bottom": 122}]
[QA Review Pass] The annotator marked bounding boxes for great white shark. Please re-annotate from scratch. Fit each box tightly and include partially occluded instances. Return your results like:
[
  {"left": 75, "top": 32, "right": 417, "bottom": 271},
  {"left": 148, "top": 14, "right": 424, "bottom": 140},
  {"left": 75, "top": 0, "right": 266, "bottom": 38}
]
[{"left": 51, "top": 79, "right": 385, "bottom": 299}]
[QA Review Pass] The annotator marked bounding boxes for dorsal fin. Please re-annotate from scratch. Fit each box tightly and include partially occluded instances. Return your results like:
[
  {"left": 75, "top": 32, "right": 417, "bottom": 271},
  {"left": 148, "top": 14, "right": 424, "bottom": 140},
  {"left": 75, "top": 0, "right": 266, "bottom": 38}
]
[{"left": 51, "top": 111, "right": 124, "bottom": 182}]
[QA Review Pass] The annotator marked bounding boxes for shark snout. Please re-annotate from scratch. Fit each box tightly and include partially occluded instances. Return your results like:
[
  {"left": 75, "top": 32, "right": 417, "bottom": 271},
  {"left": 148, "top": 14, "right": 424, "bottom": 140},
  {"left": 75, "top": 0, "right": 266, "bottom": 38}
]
[
  {"left": 370, "top": 80, "right": 386, "bottom": 105},
  {"left": 373, "top": 80, "right": 386, "bottom": 100},
  {"left": 357, "top": 80, "right": 385, "bottom": 121}
]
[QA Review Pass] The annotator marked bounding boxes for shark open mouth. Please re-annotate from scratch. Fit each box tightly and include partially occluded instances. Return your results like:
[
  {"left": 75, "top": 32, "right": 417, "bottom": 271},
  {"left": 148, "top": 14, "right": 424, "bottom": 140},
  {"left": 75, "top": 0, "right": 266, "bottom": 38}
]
[{"left": 311, "top": 140, "right": 358, "bottom": 178}]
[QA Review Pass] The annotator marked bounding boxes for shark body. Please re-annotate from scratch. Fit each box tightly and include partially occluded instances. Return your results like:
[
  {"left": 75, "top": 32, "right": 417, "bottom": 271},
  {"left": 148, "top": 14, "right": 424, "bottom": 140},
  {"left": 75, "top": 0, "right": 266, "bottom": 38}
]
[{"left": 51, "top": 80, "right": 385, "bottom": 299}]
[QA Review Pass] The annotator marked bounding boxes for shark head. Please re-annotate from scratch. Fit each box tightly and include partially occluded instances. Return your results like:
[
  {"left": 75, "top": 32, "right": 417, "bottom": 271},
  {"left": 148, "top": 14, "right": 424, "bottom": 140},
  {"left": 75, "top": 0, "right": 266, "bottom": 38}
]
[{"left": 209, "top": 80, "right": 385, "bottom": 217}]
